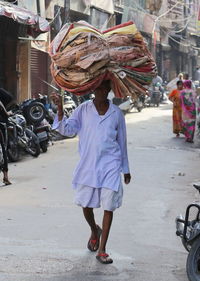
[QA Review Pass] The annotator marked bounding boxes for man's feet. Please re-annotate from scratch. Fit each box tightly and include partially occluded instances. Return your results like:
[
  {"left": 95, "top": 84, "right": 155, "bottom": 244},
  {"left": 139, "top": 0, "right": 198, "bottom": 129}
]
[
  {"left": 3, "top": 178, "right": 11, "bottom": 185},
  {"left": 96, "top": 253, "right": 113, "bottom": 264},
  {"left": 87, "top": 225, "right": 102, "bottom": 252}
]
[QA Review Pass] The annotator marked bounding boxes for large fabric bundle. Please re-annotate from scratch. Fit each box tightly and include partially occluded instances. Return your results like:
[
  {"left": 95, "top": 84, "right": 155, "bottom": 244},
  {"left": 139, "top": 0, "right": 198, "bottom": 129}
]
[{"left": 49, "top": 21, "right": 157, "bottom": 98}]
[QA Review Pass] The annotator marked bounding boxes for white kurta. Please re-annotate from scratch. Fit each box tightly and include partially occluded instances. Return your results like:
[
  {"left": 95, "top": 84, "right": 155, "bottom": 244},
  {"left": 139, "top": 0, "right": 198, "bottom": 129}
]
[{"left": 52, "top": 100, "right": 130, "bottom": 192}]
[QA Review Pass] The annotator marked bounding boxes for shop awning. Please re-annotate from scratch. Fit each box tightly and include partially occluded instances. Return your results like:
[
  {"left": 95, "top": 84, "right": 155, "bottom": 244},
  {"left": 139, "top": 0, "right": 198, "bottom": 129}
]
[{"left": 0, "top": 1, "right": 49, "bottom": 34}]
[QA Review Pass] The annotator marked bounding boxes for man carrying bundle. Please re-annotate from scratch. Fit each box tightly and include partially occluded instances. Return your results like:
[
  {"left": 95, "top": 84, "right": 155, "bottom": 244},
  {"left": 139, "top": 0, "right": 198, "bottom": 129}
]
[{"left": 51, "top": 80, "right": 131, "bottom": 264}]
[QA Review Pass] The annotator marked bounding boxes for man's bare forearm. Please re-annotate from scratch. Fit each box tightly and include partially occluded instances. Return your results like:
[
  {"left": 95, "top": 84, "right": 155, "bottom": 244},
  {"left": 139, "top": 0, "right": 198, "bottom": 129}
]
[{"left": 57, "top": 105, "right": 64, "bottom": 121}]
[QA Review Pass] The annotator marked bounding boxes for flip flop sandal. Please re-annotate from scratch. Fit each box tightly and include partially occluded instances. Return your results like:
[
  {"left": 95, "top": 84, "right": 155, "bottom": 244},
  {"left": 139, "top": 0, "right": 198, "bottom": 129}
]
[
  {"left": 87, "top": 225, "right": 102, "bottom": 252},
  {"left": 96, "top": 253, "right": 113, "bottom": 264}
]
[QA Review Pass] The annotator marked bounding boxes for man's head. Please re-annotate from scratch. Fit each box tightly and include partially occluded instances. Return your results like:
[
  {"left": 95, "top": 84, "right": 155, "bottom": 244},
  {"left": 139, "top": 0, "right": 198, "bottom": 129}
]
[
  {"left": 183, "top": 73, "right": 189, "bottom": 80},
  {"left": 98, "top": 80, "right": 111, "bottom": 92},
  {"left": 95, "top": 80, "right": 111, "bottom": 100},
  {"left": 178, "top": 73, "right": 183, "bottom": 80},
  {"left": 177, "top": 80, "right": 183, "bottom": 90}
]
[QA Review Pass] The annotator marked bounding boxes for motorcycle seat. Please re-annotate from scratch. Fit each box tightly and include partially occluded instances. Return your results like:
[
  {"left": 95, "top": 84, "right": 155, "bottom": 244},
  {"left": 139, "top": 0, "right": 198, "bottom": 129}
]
[{"left": 193, "top": 183, "right": 200, "bottom": 192}]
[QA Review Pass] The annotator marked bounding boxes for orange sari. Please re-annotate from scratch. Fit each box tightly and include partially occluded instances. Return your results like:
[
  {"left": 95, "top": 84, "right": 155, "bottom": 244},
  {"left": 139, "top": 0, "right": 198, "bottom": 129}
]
[{"left": 168, "top": 89, "right": 182, "bottom": 135}]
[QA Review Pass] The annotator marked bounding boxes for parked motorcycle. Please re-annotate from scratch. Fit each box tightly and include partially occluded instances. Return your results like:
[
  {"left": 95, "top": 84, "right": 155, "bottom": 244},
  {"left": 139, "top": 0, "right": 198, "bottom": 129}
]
[
  {"left": 146, "top": 86, "right": 161, "bottom": 107},
  {"left": 31, "top": 118, "right": 51, "bottom": 153},
  {"left": 113, "top": 97, "right": 133, "bottom": 114},
  {"left": 112, "top": 96, "right": 143, "bottom": 114},
  {"left": 63, "top": 94, "right": 77, "bottom": 117},
  {"left": 176, "top": 183, "right": 200, "bottom": 281},
  {"left": 34, "top": 94, "right": 56, "bottom": 125},
  {"left": 133, "top": 95, "right": 145, "bottom": 112},
  {"left": 17, "top": 99, "right": 46, "bottom": 124},
  {"left": 7, "top": 113, "right": 40, "bottom": 162},
  {"left": 17, "top": 97, "right": 52, "bottom": 152}
]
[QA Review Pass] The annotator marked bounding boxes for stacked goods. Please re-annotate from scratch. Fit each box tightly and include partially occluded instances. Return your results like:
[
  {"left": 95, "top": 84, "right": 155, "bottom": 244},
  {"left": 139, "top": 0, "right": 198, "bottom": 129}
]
[{"left": 49, "top": 21, "right": 157, "bottom": 98}]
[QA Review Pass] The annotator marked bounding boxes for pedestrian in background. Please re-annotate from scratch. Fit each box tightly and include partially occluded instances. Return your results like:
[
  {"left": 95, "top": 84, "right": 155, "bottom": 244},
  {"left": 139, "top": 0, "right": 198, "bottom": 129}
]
[
  {"left": 0, "top": 89, "right": 14, "bottom": 185},
  {"left": 180, "top": 80, "right": 197, "bottom": 143},
  {"left": 166, "top": 73, "right": 183, "bottom": 92},
  {"left": 51, "top": 80, "right": 131, "bottom": 264},
  {"left": 195, "top": 67, "right": 200, "bottom": 83},
  {"left": 168, "top": 80, "right": 184, "bottom": 137}
]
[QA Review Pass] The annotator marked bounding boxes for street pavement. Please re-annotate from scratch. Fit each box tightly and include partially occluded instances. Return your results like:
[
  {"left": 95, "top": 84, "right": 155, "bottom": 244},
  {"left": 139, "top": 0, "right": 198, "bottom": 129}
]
[{"left": 0, "top": 103, "right": 200, "bottom": 281}]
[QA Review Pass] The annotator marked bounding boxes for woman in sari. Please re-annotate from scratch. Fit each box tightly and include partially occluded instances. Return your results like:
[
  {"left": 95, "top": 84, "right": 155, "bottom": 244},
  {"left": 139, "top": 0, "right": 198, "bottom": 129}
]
[
  {"left": 169, "top": 80, "right": 183, "bottom": 137},
  {"left": 180, "top": 80, "right": 197, "bottom": 143}
]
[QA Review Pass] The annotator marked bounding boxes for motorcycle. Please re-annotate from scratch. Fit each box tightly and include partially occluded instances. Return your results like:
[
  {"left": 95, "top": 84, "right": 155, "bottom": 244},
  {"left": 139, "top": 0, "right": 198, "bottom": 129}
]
[
  {"left": 19, "top": 99, "right": 46, "bottom": 124},
  {"left": 63, "top": 94, "right": 77, "bottom": 117},
  {"left": 133, "top": 95, "right": 145, "bottom": 112},
  {"left": 146, "top": 82, "right": 162, "bottom": 107},
  {"left": 31, "top": 118, "right": 51, "bottom": 153},
  {"left": 176, "top": 183, "right": 200, "bottom": 281},
  {"left": 17, "top": 97, "right": 52, "bottom": 152},
  {"left": 146, "top": 88, "right": 161, "bottom": 107},
  {"left": 112, "top": 96, "right": 143, "bottom": 114},
  {"left": 7, "top": 113, "right": 40, "bottom": 162}
]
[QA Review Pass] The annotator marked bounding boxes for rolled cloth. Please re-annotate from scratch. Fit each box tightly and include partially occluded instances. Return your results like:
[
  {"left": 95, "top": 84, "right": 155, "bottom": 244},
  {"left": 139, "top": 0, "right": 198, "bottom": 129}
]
[{"left": 49, "top": 21, "right": 157, "bottom": 98}]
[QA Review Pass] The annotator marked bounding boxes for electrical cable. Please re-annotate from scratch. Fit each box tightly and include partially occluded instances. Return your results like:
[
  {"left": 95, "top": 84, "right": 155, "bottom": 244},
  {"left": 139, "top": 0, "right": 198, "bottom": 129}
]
[
  {"left": 174, "top": 17, "right": 192, "bottom": 33},
  {"left": 48, "top": 7, "right": 62, "bottom": 25},
  {"left": 160, "top": 26, "right": 200, "bottom": 50}
]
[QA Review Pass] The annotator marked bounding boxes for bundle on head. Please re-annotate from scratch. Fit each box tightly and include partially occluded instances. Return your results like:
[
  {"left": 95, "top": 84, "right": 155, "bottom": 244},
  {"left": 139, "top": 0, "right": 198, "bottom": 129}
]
[{"left": 49, "top": 21, "right": 157, "bottom": 99}]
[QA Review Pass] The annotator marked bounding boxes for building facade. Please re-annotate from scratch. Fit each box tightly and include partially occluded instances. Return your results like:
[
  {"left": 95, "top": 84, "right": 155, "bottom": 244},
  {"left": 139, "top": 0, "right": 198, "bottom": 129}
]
[
  {"left": 2, "top": 0, "right": 199, "bottom": 103},
  {"left": 116, "top": 0, "right": 200, "bottom": 81},
  {"left": 0, "top": 0, "right": 49, "bottom": 102}
]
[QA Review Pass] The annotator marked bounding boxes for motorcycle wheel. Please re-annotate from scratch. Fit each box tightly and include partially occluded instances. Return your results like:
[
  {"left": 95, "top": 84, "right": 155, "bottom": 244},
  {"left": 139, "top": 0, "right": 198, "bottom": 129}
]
[
  {"left": 7, "top": 134, "right": 19, "bottom": 162},
  {"left": 25, "top": 129, "right": 40, "bottom": 157},
  {"left": 186, "top": 236, "right": 200, "bottom": 281},
  {"left": 25, "top": 102, "right": 46, "bottom": 124},
  {"left": 40, "top": 141, "right": 48, "bottom": 153}
]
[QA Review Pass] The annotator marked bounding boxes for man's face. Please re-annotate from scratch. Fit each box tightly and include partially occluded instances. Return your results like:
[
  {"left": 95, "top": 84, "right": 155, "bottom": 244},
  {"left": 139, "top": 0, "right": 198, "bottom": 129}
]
[
  {"left": 177, "top": 83, "right": 183, "bottom": 90},
  {"left": 95, "top": 81, "right": 111, "bottom": 99}
]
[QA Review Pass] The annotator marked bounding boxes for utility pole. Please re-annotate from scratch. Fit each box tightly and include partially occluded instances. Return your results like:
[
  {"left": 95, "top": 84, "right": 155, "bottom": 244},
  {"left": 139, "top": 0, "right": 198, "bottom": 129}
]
[{"left": 63, "top": 0, "right": 70, "bottom": 26}]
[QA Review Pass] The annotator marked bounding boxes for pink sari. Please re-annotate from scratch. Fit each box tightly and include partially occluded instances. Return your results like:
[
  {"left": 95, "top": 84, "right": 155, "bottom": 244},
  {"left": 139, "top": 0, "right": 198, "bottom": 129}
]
[{"left": 180, "top": 88, "right": 196, "bottom": 142}]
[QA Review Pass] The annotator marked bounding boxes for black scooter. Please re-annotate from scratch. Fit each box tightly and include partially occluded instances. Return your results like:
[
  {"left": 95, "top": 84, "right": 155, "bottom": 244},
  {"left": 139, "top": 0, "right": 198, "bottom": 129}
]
[
  {"left": 12, "top": 99, "right": 51, "bottom": 153},
  {"left": 176, "top": 183, "right": 200, "bottom": 281},
  {"left": 32, "top": 118, "right": 51, "bottom": 152}
]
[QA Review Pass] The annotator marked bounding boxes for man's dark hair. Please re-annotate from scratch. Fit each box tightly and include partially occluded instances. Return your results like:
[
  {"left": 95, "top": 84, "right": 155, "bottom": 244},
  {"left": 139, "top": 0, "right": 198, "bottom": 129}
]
[
  {"left": 99, "top": 80, "right": 111, "bottom": 91},
  {"left": 183, "top": 73, "right": 189, "bottom": 80},
  {"left": 177, "top": 80, "right": 183, "bottom": 86}
]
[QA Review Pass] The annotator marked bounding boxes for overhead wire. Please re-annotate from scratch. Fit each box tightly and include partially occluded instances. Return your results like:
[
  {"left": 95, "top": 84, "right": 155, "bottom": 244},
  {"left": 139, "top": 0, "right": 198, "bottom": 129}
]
[
  {"left": 160, "top": 26, "right": 200, "bottom": 50},
  {"left": 152, "top": 0, "right": 186, "bottom": 36},
  {"left": 48, "top": 7, "right": 62, "bottom": 25}
]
